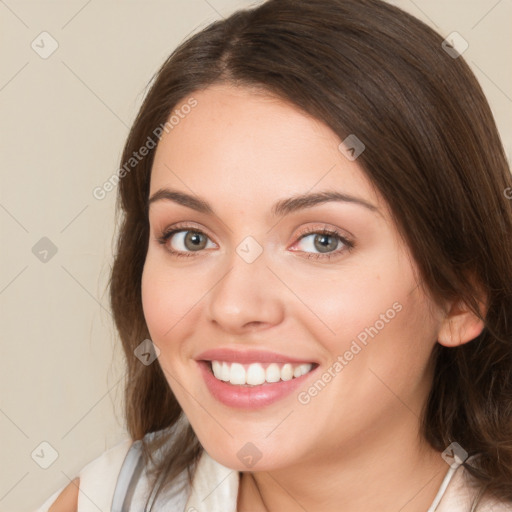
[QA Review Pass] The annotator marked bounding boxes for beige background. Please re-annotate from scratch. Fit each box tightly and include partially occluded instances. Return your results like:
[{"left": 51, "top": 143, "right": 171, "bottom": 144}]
[{"left": 0, "top": 1, "right": 510, "bottom": 511}]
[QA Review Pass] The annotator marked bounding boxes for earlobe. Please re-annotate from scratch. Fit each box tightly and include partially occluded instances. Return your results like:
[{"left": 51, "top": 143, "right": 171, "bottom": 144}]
[{"left": 437, "top": 297, "right": 487, "bottom": 348}]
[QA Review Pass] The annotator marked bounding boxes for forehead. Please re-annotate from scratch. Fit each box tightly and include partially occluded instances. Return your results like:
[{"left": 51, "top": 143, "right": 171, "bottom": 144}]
[{"left": 149, "top": 83, "right": 383, "bottom": 212}]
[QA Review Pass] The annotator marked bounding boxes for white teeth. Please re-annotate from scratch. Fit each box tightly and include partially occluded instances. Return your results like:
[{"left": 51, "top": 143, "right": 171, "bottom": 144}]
[
  {"left": 221, "top": 362, "right": 230, "bottom": 381},
  {"left": 298, "top": 363, "right": 312, "bottom": 376},
  {"left": 281, "top": 363, "right": 293, "bottom": 381},
  {"left": 210, "top": 361, "right": 314, "bottom": 386},
  {"left": 230, "top": 363, "right": 246, "bottom": 385},
  {"left": 266, "top": 363, "right": 281, "bottom": 383},
  {"left": 212, "top": 360, "right": 222, "bottom": 379},
  {"left": 246, "top": 363, "right": 266, "bottom": 385}
]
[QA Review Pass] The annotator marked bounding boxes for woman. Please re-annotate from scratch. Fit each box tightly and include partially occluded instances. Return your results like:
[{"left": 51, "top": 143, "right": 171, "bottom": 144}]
[{"left": 37, "top": 0, "right": 512, "bottom": 510}]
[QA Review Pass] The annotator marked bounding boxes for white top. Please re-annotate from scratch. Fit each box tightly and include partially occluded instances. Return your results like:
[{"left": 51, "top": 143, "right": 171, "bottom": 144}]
[{"left": 34, "top": 429, "right": 512, "bottom": 512}]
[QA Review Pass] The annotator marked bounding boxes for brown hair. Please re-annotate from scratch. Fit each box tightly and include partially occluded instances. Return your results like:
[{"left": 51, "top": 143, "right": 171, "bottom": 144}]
[{"left": 109, "top": 0, "right": 512, "bottom": 506}]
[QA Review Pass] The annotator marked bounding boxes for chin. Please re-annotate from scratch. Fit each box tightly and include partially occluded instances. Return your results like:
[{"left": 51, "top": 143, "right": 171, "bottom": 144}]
[{"left": 199, "top": 436, "right": 294, "bottom": 473}]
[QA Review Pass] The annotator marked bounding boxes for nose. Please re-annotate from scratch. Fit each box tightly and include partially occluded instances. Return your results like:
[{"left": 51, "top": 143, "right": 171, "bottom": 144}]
[{"left": 205, "top": 250, "right": 285, "bottom": 334}]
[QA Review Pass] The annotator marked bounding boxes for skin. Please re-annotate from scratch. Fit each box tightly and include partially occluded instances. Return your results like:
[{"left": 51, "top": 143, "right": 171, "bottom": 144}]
[
  {"left": 140, "top": 83, "right": 485, "bottom": 512},
  {"left": 48, "top": 477, "right": 78, "bottom": 512}
]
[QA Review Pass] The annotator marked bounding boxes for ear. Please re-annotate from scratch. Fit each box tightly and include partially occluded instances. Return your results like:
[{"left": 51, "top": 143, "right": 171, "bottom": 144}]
[{"left": 437, "top": 293, "right": 487, "bottom": 348}]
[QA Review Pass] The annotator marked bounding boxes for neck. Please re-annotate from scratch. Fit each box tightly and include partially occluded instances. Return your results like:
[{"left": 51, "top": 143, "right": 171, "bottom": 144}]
[{"left": 237, "top": 415, "right": 450, "bottom": 512}]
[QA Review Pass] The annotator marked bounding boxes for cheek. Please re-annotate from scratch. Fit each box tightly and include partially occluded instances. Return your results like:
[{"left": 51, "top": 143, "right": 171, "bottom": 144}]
[
  {"left": 288, "top": 263, "right": 408, "bottom": 354},
  {"left": 141, "top": 256, "right": 200, "bottom": 344},
  {"left": 295, "top": 240, "right": 421, "bottom": 350},
  {"left": 293, "top": 288, "right": 437, "bottom": 438}
]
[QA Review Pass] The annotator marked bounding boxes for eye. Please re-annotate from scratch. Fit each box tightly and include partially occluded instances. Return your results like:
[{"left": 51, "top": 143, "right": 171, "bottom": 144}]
[
  {"left": 291, "top": 227, "right": 354, "bottom": 260},
  {"left": 155, "top": 223, "right": 355, "bottom": 261},
  {"left": 156, "top": 226, "right": 215, "bottom": 257}
]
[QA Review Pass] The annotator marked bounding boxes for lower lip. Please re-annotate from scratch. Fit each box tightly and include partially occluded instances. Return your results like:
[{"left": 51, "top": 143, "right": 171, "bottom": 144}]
[{"left": 197, "top": 361, "right": 318, "bottom": 409}]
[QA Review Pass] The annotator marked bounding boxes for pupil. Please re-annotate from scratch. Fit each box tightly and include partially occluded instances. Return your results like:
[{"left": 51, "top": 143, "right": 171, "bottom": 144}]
[
  {"left": 315, "top": 234, "right": 336, "bottom": 253},
  {"left": 186, "top": 232, "right": 205, "bottom": 250}
]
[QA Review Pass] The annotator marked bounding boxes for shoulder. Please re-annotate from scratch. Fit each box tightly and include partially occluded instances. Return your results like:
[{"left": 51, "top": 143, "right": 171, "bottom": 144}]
[
  {"left": 75, "top": 436, "right": 134, "bottom": 510},
  {"left": 437, "top": 459, "right": 512, "bottom": 512},
  {"left": 35, "top": 421, "right": 191, "bottom": 512},
  {"left": 34, "top": 436, "right": 133, "bottom": 512},
  {"left": 475, "top": 490, "right": 512, "bottom": 512},
  {"left": 473, "top": 492, "right": 512, "bottom": 512},
  {"left": 78, "top": 436, "right": 133, "bottom": 479},
  {"left": 45, "top": 478, "right": 79, "bottom": 512}
]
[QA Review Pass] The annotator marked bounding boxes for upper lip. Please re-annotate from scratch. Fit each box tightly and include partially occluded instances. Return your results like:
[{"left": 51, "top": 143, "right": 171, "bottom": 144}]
[{"left": 195, "top": 348, "right": 318, "bottom": 365}]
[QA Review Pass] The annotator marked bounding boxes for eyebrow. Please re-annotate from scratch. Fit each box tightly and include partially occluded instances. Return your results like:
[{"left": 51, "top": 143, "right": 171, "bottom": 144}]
[{"left": 147, "top": 188, "right": 379, "bottom": 216}]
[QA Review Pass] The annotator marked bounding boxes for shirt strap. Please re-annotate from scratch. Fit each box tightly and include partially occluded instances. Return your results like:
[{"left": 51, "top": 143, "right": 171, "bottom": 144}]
[
  {"left": 427, "top": 463, "right": 461, "bottom": 512},
  {"left": 111, "top": 440, "right": 145, "bottom": 512}
]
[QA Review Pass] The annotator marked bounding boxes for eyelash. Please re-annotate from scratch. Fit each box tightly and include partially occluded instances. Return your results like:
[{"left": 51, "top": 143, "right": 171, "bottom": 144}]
[{"left": 155, "top": 223, "right": 355, "bottom": 261}]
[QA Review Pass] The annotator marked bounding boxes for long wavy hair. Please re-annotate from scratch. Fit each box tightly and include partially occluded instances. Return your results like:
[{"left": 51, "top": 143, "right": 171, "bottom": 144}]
[{"left": 109, "top": 0, "right": 512, "bottom": 506}]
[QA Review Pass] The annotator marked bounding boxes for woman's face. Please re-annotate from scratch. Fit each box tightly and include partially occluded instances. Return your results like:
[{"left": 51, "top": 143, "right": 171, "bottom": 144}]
[{"left": 141, "top": 83, "right": 445, "bottom": 471}]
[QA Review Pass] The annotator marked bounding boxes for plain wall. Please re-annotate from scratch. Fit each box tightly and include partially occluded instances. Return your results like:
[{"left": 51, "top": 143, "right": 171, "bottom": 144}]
[{"left": 0, "top": 1, "right": 510, "bottom": 510}]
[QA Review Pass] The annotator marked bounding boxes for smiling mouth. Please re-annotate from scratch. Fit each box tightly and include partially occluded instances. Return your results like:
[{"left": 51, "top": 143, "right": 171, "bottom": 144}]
[{"left": 202, "top": 360, "right": 319, "bottom": 387}]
